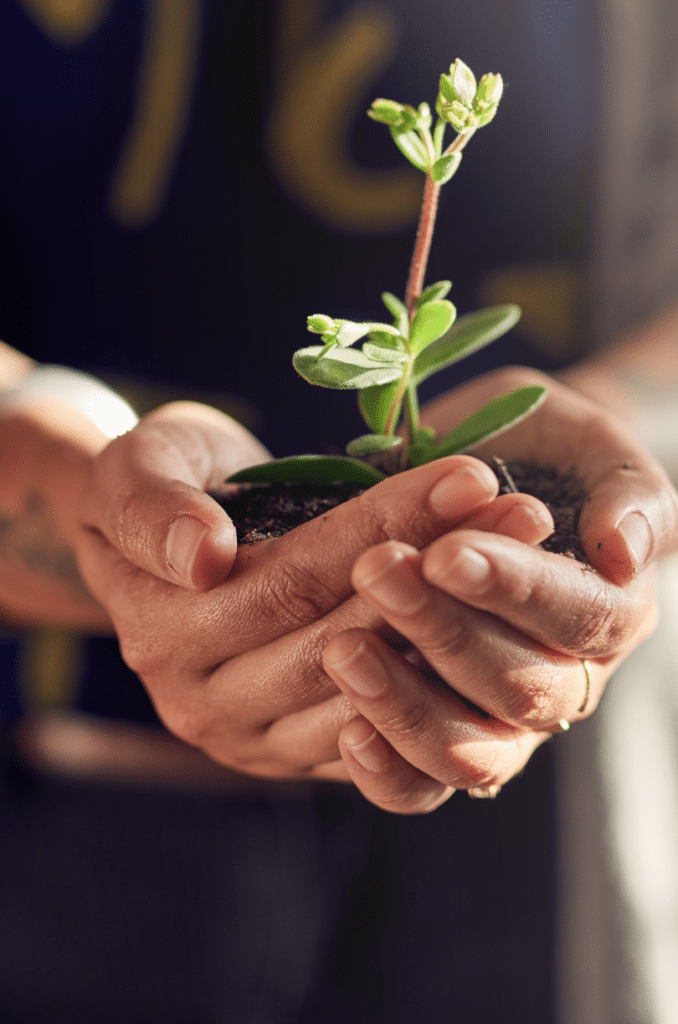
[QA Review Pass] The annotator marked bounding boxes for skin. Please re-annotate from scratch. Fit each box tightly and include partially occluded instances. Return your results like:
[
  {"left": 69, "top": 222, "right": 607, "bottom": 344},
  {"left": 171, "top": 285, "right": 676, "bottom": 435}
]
[
  {"left": 325, "top": 367, "right": 675, "bottom": 811},
  {"left": 2, "top": 339, "right": 677, "bottom": 813}
]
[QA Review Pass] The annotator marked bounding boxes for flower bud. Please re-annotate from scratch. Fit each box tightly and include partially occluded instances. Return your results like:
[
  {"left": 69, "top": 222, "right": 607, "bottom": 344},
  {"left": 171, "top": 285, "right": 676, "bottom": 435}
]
[
  {"left": 418, "top": 102, "right": 432, "bottom": 129},
  {"left": 436, "top": 93, "right": 474, "bottom": 132},
  {"left": 451, "top": 59, "right": 477, "bottom": 105},
  {"left": 367, "top": 98, "right": 406, "bottom": 126},
  {"left": 470, "top": 74, "right": 503, "bottom": 127},
  {"left": 475, "top": 72, "right": 503, "bottom": 108},
  {"left": 307, "top": 314, "right": 336, "bottom": 334}
]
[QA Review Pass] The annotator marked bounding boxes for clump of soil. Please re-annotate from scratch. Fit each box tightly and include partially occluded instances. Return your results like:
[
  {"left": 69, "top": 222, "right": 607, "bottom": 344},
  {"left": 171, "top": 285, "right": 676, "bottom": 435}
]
[
  {"left": 220, "top": 482, "right": 364, "bottom": 545},
  {"left": 218, "top": 460, "right": 589, "bottom": 564},
  {"left": 491, "top": 459, "right": 588, "bottom": 563}
]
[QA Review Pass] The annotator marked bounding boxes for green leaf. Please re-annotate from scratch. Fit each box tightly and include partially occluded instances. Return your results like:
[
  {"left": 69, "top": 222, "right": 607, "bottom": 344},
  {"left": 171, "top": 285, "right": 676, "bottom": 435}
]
[
  {"left": 381, "top": 292, "right": 409, "bottom": 336},
  {"left": 439, "top": 72, "right": 457, "bottom": 105},
  {"left": 409, "top": 299, "right": 456, "bottom": 355},
  {"left": 228, "top": 455, "right": 386, "bottom": 487},
  {"left": 418, "top": 280, "right": 452, "bottom": 306},
  {"left": 334, "top": 320, "right": 373, "bottom": 347},
  {"left": 345, "top": 434, "right": 403, "bottom": 456},
  {"left": 359, "top": 378, "right": 402, "bottom": 433},
  {"left": 400, "top": 105, "right": 420, "bottom": 130},
  {"left": 293, "top": 346, "right": 403, "bottom": 390},
  {"left": 389, "top": 127, "right": 428, "bottom": 171},
  {"left": 362, "top": 342, "right": 408, "bottom": 363},
  {"left": 431, "top": 152, "right": 462, "bottom": 184},
  {"left": 430, "top": 386, "right": 547, "bottom": 458},
  {"left": 368, "top": 330, "right": 406, "bottom": 350},
  {"left": 413, "top": 304, "right": 521, "bottom": 384}
]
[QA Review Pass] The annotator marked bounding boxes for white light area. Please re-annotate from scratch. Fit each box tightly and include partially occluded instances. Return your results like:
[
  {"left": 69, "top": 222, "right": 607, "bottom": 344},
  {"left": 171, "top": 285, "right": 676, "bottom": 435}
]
[
  {"left": 7, "top": 365, "right": 139, "bottom": 438},
  {"left": 599, "top": 554, "right": 678, "bottom": 1024}
]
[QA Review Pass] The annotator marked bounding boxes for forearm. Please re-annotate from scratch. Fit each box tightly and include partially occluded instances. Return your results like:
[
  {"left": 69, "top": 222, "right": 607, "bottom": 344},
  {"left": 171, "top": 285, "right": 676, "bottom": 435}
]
[{"left": 0, "top": 381, "right": 113, "bottom": 630}]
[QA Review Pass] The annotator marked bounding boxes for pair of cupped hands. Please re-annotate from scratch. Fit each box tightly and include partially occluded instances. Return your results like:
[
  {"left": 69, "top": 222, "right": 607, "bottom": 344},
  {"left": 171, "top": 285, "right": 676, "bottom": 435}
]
[{"left": 76, "top": 367, "right": 678, "bottom": 813}]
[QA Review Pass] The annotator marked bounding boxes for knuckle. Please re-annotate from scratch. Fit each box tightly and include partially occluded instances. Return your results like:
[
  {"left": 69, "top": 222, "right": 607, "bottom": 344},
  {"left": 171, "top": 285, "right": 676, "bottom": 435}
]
[
  {"left": 354, "top": 488, "right": 428, "bottom": 548},
  {"left": 564, "top": 578, "right": 622, "bottom": 655},
  {"left": 418, "top": 616, "right": 473, "bottom": 663},
  {"left": 502, "top": 671, "right": 562, "bottom": 729},
  {"left": 154, "top": 699, "right": 202, "bottom": 746},
  {"left": 117, "top": 625, "right": 168, "bottom": 679},
  {"left": 381, "top": 700, "right": 430, "bottom": 744},
  {"left": 256, "top": 558, "right": 339, "bottom": 631},
  {"left": 444, "top": 741, "right": 504, "bottom": 791},
  {"left": 106, "top": 483, "right": 149, "bottom": 563}
]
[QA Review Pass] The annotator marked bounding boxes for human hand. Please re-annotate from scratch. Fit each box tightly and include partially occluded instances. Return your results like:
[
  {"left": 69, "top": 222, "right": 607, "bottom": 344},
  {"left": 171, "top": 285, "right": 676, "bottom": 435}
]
[
  {"left": 76, "top": 403, "right": 553, "bottom": 782},
  {"left": 322, "top": 367, "right": 678, "bottom": 812}
]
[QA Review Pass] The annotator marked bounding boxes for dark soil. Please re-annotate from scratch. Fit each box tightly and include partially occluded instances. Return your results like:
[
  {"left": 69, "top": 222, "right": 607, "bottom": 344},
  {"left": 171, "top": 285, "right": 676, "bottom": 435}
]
[
  {"left": 218, "top": 482, "right": 364, "bottom": 545},
  {"left": 217, "top": 461, "right": 589, "bottom": 564},
  {"left": 490, "top": 459, "right": 588, "bottom": 563}
]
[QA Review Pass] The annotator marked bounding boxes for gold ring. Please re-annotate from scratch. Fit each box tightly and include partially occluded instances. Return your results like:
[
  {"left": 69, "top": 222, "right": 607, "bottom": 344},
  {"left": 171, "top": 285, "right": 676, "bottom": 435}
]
[
  {"left": 550, "top": 661, "right": 593, "bottom": 734},
  {"left": 468, "top": 784, "right": 502, "bottom": 799},
  {"left": 579, "top": 659, "right": 592, "bottom": 714}
]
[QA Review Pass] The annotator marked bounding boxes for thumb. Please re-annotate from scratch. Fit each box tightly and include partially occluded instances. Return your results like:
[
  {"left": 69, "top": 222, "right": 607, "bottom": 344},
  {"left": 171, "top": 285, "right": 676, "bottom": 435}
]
[
  {"left": 579, "top": 457, "right": 678, "bottom": 586},
  {"left": 85, "top": 403, "right": 270, "bottom": 590}
]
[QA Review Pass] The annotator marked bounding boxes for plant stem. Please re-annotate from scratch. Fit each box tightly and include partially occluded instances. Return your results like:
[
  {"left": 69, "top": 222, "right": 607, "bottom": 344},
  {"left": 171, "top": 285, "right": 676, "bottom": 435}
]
[
  {"left": 405, "top": 173, "right": 440, "bottom": 321},
  {"left": 401, "top": 378, "right": 420, "bottom": 468},
  {"left": 404, "top": 379, "right": 419, "bottom": 434},
  {"left": 403, "top": 127, "right": 476, "bottom": 323},
  {"left": 400, "top": 126, "right": 478, "bottom": 455},
  {"left": 443, "top": 126, "right": 476, "bottom": 158}
]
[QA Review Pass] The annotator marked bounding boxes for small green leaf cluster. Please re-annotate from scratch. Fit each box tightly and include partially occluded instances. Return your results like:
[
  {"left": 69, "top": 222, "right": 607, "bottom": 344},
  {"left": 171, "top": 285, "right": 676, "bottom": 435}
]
[
  {"left": 292, "top": 296, "right": 541, "bottom": 471},
  {"left": 228, "top": 60, "right": 546, "bottom": 490}
]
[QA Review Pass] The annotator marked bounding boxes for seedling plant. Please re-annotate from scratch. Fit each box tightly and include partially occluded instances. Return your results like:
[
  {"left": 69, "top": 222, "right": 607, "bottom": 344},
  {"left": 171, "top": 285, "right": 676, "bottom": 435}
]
[{"left": 231, "top": 59, "right": 546, "bottom": 489}]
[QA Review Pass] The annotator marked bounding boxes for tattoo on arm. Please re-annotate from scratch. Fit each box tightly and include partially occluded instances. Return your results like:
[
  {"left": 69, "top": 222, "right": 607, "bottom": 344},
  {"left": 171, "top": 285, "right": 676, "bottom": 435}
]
[{"left": 0, "top": 492, "right": 96, "bottom": 605}]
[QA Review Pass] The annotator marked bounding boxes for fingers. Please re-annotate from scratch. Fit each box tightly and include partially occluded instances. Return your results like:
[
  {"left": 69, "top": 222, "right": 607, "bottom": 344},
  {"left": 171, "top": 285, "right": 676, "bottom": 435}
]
[
  {"left": 348, "top": 541, "right": 613, "bottom": 728},
  {"left": 225, "top": 455, "right": 502, "bottom": 639},
  {"left": 324, "top": 630, "right": 549, "bottom": 809},
  {"left": 339, "top": 716, "right": 455, "bottom": 815},
  {"left": 421, "top": 366, "right": 678, "bottom": 585},
  {"left": 84, "top": 404, "right": 270, "bottom": 590},
  {"left": 82, "top": 453, "right": 504, "bottom": 668},
  {"left": 419, "top": 530, "right": 657, "bottom": 657},
  {"left": 458, "top": 492, "right": 553, "bottom": 545},
  {"left": 577, "top": 462, "right": 677, "bottom": 585}
]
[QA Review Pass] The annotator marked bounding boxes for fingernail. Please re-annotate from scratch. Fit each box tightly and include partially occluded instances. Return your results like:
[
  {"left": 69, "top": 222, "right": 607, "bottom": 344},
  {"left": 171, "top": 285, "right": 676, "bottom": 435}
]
[
  {"left": 166, "top": 515, "right": 209, "bottom": 585},
  {"left": 355, "top": 550, "right": 428, "bottom": 615},
  {"left": 616, "top": 510, "right": 653, "bottom": 574},
  {"left": 496, "top": 501, "right": 553, "bottom": 539},
  {"left": 344, "top": 719, "right": 390, "bottom": 773},
  {"left": 425, "top": 546, "right": 491, "bottom": 594},
  {"left": 325, "top": 641, "right": 388, "bottom": 698},
  {"left": 429, "top": 464, "right": 497, "bottom": 518}
]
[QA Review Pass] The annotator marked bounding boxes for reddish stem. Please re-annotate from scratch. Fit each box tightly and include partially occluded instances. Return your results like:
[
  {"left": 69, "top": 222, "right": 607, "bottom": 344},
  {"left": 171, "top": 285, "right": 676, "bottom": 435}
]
[
  {"left": 404, "top": 128, "right": 476, "bottom": 322},
  {"left": 405, "top": 174, "right": 440, "bottom": 321}
]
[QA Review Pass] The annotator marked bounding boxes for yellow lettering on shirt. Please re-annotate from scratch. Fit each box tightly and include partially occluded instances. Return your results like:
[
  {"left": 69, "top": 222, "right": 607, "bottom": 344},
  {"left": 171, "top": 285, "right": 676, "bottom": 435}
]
[{"left": 267, "top": 0, "right": 422, "bottom": 233}]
